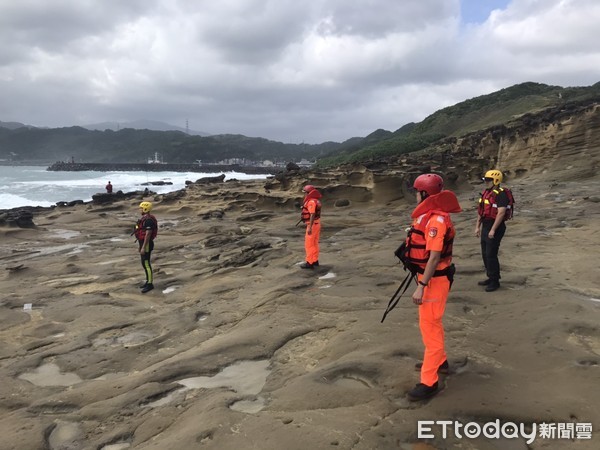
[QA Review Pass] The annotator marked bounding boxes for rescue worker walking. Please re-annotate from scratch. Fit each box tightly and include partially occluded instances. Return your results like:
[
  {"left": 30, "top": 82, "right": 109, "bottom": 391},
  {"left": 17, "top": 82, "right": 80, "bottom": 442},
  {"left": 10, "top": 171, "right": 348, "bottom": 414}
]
[
  {"left": 405, "top": 174, "right": 461, "bottom": 401},
  {"left": 135, "top": 201, "right": 158, "bottom": 293},
  {"left": 300, "top": 185, "right": 322, "bottom": 269},
  {"left": 106, "top": 181, "right": 113, "bottom": 194},
  {"left": 475, "top": 170, "right": 509, "bottom": 292}
]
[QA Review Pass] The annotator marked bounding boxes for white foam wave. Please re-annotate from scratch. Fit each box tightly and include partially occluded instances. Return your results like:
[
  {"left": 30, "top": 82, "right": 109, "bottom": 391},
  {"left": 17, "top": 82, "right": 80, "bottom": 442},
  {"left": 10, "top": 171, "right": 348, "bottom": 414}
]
[{"left": 1, "top": 166, "right": 271, "bottom": 209}]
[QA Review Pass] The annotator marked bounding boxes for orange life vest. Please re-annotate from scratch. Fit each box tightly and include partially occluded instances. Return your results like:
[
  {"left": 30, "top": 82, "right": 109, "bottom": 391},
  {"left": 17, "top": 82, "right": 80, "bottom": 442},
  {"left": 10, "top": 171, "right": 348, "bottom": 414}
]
[
  {"left": 478, "top": 187, "right": 514, "bottom": 221},
  {"left": 401, "top": 210, "right": 455, "bottom": 276},
  {"left": 301, "top": 198, "right": 321, "bottom": 223},
  {"left": 135, "top": 214, "right": 158, "bottom": 241}
]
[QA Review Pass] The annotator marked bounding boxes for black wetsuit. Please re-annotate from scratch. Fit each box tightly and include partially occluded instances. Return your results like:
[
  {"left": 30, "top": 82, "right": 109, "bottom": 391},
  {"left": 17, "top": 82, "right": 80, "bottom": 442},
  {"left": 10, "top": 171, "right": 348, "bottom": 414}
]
[
  {"left": 138, "top": 215, "right": 157, "bottom": 285},
  {"left": 480, "top": 189, "right": 509, "bottom": 282}
]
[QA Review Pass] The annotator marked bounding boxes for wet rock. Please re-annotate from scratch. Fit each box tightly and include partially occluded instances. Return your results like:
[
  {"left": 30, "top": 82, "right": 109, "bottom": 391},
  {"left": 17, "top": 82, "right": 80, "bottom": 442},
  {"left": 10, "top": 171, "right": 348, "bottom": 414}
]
[
  {"left": 334, "top": 199, "right": 350, "bottom": 207},
  {"left": 200, "top": 210, "right": 225, "bottom": 220},
  {"left": 91, "top": 192, "right": 126, "bottom": 204},
  {"left": 141, "top": 181, "right": 173, "bottom": 186},
  {"left": 194, "top": 174, "right": 226, "bottom": 184},
  {"left": 161, "top": 190, "right": 186, "bottom": 202},
  {"left": 0, "top": 208, "right": 36, "bottom": 228}
]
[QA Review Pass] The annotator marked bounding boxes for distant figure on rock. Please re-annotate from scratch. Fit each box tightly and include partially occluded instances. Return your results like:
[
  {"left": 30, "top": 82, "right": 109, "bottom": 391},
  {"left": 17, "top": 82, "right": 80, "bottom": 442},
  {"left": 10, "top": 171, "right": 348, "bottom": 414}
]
[
  {"left": 475, "top": 170, "right": 514, "bottom": 292},
  {"left": 105, "top": 181, "right": 113, "bottom": 194},
  {"left": 134, "top": 202, "right": 158, "bottom": 293},
  {"left": 299, "top": 184, "right": 322, "bottom": 269},
  {"left": 391, "top": 174, "right": 461, "bottom": 401}
]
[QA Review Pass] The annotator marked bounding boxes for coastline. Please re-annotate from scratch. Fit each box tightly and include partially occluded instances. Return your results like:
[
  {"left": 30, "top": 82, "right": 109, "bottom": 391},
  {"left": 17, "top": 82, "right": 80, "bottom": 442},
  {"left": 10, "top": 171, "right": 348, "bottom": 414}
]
[
  {"left": 46, "top": 161, "right": 278, "bottom": 174},
  {"left": 0, "top": 169, "right": 599, "bottom": 449}
]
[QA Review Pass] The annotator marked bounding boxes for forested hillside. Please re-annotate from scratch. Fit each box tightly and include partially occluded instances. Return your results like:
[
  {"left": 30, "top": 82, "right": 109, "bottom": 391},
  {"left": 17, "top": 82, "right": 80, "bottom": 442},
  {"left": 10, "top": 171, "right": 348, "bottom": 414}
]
[
  {"left": 317, "top": 81, "right": 600, "bottom": 166},
  {"left": 2, "top": 82, "right": 599, "bottom": 166}
]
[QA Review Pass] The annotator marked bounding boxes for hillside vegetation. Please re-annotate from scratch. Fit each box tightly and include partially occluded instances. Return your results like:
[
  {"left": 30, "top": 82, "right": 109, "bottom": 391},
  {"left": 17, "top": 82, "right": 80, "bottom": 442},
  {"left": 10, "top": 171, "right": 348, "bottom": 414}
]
[
  {"left": 1, "top": 82, "right": 599, "bottom": 166},
  {"left": 0, "top": 127, "right": 331, "bottom": 164},
  {"left": 317, "top": 81, "right": 600, "bottom": 166}
]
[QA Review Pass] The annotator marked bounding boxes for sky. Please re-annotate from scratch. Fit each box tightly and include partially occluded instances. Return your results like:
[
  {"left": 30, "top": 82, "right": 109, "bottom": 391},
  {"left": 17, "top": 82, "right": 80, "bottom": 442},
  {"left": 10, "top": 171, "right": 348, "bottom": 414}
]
[{"left": 1, "top": 0, "right": 599, "bottom": 144}]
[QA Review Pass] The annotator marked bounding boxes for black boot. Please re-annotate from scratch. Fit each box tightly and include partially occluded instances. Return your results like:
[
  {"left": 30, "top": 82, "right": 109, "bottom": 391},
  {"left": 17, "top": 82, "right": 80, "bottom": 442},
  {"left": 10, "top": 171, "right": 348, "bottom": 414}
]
[
  {"left": 407, "top": 382, "right": 439, "bottom": 401},
  {"left": 300, "top": 262, "right": 314, "bottom": 269},
  {"left": 485, "top": 281, "right": 500, "bottom": 292},
  {"left": 141, "top": 283, "right": 154, "bottom": 293},
  {"left": 414, "top": 360, "right": 449, "bottom": 374}
]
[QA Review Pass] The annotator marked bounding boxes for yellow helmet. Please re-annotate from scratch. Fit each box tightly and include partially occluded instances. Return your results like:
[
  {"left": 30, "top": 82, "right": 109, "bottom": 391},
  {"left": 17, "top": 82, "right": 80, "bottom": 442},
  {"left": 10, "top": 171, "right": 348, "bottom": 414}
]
[
  {"left": 483, "top": 169, "right": 503, "bottom": 185},
  {"left": 139, "top": 201, "right": 153, "bottom": 213}
]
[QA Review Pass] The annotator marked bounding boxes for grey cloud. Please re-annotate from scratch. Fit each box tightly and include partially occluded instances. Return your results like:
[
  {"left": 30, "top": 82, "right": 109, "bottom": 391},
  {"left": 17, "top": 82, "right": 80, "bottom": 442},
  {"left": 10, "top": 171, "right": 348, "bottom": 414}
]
[
  {"left": 1, "top": 0, "right": 599, "bottom": 144},
  {"left": 318, "top": 0, "right": 456, "bottom": 37},
  {"left": 0, "top": 0, "right": 158, "bottom": 55}
]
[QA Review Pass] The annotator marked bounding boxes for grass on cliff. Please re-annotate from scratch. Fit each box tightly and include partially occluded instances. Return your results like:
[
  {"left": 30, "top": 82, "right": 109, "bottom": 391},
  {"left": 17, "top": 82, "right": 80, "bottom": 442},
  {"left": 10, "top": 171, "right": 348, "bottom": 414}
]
[{"left": 317, "top": 81, "right": 600, "bottom": 167}]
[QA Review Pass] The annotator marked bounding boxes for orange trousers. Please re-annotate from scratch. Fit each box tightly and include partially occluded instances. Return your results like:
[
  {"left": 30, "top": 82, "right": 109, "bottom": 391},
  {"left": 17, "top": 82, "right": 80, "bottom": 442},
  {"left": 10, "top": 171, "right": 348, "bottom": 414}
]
[
  {"left": 418, "top": 274, "right": 449, "bottom": 387},
  {"left": 304, "top": 222, "right": 321, "bottom": 264}
]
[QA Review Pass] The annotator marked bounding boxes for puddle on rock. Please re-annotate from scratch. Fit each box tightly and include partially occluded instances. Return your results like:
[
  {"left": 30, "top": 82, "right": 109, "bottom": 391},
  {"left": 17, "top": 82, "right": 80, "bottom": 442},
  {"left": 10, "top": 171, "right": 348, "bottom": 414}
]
[
  {"left": 162, "top": 285, "right": 180, "bottom": 294},
  {"left": 145, "top": 360, "right": 270, "bottom": 411},
  {"left": 178, "top": 360, "right": 270, "bottom": 395},
  {"left": 230, "top": 396, "right": 266, "bottom": 413},
  {"left": 19, "top": 363, "right": 82, "bottom": 387},
  {"left": 144, "top": 389, "right": 186, "bottom": 408},
  {"left": 318, "top": 272, "right": 336, "bottom": 280},
  {"left": 93, "top": 330, "right": 157, "bottom": 348},
  {"left": 101, "top": 444, "right": 131, "bottom": 450},
  {"left": 332, "top": 375, "right": 372, "bottom": 390},
  {"left": 49, "top": 421, "right": 82, "bottom": 450},
  {"left": 97, "top": 258, "right": 127, "bottom": 266},
  {"left": 52, "top": 229, "right": 81, "bottom": 240},
  {"left": 94, "top": 372, "right": 128, "bottom": 381}
]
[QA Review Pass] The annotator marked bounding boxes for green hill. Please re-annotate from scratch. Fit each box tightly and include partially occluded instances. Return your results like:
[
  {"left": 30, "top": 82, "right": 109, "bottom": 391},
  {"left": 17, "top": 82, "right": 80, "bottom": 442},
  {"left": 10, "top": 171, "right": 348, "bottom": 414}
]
[
  {"left": 317, "top": 81, "right": 600, "bottom": 166},
  {"left": 2, "top": 82, "right": 599, "bottom": 166}
]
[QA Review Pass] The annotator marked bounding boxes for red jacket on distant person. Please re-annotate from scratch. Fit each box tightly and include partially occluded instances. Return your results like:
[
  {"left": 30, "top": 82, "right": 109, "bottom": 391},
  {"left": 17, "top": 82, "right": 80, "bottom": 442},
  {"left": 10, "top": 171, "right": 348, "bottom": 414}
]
[{"left": 106, "top": 182, "right": 113, "bottom": 193}]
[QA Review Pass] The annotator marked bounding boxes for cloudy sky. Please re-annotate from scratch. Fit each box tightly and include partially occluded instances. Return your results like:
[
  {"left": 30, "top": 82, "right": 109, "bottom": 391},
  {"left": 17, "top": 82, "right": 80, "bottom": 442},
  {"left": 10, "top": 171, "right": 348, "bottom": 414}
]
[{"left": 1, "top": 0, "right": 599, "bottom": 143}]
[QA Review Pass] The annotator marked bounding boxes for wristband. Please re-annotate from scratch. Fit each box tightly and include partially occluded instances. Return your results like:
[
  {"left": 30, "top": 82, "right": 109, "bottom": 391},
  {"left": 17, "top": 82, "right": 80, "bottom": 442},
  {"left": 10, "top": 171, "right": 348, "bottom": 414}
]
[{"left": 418, "top": 280, "right": 428, "bottom": 287}]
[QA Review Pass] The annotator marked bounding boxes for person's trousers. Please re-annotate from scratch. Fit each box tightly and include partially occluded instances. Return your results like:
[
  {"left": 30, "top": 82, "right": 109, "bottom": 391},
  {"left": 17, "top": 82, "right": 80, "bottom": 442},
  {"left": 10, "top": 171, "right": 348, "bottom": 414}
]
[
  {"left": 418, "top": 275, "right": 450, "bottom": 387},
  {"left": 304, "top": 222, "right": 321, "bottom": 264},
  {"left": 480, "top": 221, "right": 506, "bottom": 281},
  {"left": 139, "top": 240, "right": 154, "bottom": 284}
]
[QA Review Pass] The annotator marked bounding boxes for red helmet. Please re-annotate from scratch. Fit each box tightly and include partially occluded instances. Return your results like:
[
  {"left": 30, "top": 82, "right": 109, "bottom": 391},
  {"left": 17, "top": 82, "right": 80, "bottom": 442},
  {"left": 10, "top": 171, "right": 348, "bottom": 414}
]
[
  {"left": 303, "top": 184, "right": 316, "bottom": 193},
  {"left": 413, "top": 174, "right": 443, "bottom": 196}
]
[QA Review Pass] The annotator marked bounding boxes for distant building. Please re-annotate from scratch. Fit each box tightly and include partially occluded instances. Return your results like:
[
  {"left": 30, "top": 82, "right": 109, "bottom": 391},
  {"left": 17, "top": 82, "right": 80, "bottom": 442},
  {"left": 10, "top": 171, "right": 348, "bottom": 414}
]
[
  {"left": 297, "top": 159, "right": 314, "bottom": 168},
  {"left": 148, "top": 152, "right": 165, "bottom": 164}
]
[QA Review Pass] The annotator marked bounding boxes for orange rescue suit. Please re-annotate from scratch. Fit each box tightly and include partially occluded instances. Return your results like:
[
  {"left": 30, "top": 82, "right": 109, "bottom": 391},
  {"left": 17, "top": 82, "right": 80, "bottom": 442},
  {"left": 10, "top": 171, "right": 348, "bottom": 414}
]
[
  {"left": 303, "top": 190, "right": 322, "bottom": 265},
  {"left": 410, "top": 191, "right": 461, "bottom": 387}
]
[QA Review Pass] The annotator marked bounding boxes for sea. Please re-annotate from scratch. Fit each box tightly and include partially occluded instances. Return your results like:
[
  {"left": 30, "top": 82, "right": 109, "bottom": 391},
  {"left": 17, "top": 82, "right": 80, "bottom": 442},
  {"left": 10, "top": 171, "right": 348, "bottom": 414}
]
[{"left": 0, "top": 165, "right": 271, "bottom": 209}]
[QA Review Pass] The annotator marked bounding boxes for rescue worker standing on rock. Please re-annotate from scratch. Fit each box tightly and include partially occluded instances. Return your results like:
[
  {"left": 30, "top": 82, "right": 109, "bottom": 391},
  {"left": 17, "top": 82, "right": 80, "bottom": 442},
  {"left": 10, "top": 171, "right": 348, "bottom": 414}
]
[
  {"left": 300, "top": 185, "right": 322, "bottom": 269},
  {"left": 135, "top": 201, "right": 158, "bottom": 293},
  {"left": 405, "top": 174, "right": 461, "bottom": 401},
  {"left": 475, "top": 170, "right": 510, "bottom": 292}
]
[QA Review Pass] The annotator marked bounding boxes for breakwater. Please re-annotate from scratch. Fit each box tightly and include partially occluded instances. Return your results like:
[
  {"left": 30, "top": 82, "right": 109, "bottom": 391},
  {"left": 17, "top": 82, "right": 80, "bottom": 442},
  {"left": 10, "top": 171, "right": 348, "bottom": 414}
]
[{"left": 47, "top": 162, "right": 276, "bottom": 174}]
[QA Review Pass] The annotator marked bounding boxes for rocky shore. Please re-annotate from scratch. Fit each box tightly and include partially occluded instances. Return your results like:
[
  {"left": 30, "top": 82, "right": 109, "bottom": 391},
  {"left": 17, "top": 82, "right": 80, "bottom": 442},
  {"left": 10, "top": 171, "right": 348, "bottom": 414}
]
[{"left": 1, "top": 157, "right": 599, "bottom": 449}]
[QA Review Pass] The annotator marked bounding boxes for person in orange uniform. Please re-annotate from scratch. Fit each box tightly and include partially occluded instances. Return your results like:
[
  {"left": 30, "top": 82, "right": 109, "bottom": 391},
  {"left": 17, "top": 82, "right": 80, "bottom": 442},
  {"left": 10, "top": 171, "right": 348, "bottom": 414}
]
[
  {"left": 405, "top": 173, "right": 461, "bottom": 401},
  {"left": 300, "top": 184, "right": 322, "bottom": 269}
]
